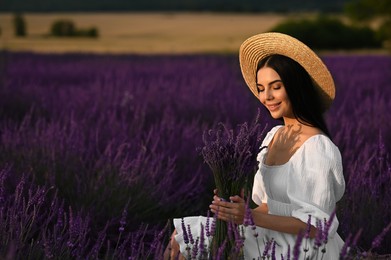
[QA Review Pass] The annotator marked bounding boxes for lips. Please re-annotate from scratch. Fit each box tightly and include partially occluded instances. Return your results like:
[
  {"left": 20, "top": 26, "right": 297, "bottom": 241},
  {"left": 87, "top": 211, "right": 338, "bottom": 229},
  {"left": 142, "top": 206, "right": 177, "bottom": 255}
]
[{"left": 266, "top": 103, "right": 281, "bottom": 111}]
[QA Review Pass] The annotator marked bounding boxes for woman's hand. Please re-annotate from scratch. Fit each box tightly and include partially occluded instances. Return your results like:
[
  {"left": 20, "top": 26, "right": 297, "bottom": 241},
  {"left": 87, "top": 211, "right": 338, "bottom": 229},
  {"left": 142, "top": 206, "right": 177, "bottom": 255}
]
[{"left": 209, "top": 194, "right": 246, "bottom": 225}]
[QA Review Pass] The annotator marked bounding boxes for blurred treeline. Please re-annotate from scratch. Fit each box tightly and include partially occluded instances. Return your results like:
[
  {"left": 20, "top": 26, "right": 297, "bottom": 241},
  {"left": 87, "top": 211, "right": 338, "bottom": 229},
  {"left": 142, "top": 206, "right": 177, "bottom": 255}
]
[
  {"left": 0, "top": 0, "right": 349, "bottom": 13},
  {"left": 4, "top": 0, "right": 391, "bottom": 50},
  {"left": 271, "top": 16, "right": 385, "bottom": 50},
  {"left": 12, "top": 14, "right": 98, "bottom": 38}
]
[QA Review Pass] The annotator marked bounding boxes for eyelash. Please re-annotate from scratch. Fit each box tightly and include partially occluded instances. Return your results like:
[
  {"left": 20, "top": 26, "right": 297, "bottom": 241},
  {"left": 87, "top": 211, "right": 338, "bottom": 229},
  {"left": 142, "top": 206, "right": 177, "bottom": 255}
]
[{"left": 257, "top": 85, "right": 281, "bottom": 93}]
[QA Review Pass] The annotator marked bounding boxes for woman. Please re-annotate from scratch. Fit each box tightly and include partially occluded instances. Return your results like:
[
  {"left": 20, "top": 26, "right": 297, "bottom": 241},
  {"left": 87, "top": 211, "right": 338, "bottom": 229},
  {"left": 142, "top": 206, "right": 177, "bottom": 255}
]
[{"left": 165, "top": 32, "right": 346, "bottom": 259}]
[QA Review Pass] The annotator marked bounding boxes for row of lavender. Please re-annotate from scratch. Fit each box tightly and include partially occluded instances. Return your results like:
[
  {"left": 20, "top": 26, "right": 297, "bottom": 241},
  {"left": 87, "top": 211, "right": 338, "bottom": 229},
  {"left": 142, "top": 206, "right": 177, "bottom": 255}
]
[{"left": 0, "top": 52, "right": 390, "bottom": 258}]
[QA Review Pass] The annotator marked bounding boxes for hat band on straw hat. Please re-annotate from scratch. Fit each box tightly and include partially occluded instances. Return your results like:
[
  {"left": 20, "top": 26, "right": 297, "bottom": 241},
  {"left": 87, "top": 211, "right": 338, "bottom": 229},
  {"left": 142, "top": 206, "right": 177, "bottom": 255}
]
[{"left": 239, "top": 32, "right": 335, "bottom": 111}]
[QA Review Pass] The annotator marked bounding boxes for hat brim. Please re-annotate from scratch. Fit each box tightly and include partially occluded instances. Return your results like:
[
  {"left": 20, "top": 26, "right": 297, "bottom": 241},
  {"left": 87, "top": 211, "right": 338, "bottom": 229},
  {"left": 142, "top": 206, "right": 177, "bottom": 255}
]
[{"left": 239, "top": 32, "right": 335, "bottom": 111}]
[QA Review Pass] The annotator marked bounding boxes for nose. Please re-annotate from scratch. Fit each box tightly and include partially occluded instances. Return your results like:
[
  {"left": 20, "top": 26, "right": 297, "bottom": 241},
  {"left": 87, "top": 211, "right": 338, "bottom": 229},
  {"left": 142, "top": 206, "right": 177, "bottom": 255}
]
[{"left": 265, "top": 88, "right": 273, "bottom": 100}]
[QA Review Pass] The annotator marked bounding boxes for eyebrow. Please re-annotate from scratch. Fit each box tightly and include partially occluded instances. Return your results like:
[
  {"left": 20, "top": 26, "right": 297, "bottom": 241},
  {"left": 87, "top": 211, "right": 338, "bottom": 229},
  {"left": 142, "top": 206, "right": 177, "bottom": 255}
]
[{"left": 256, "top": 79, "right": 283, "bottom": 87}]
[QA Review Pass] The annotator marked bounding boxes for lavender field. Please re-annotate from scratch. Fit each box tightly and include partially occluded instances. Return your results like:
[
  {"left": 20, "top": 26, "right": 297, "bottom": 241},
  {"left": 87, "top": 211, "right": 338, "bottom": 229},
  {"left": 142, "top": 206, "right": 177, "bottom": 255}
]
[{"left": 0, "top": 51, "right": 390, "bottom": 258}]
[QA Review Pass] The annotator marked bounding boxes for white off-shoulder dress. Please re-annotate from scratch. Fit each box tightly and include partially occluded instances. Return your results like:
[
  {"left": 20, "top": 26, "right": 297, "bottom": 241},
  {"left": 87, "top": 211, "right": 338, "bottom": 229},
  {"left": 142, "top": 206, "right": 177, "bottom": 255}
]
[{"left": 173, "top": 125, "right": 346, "bottom": 259}]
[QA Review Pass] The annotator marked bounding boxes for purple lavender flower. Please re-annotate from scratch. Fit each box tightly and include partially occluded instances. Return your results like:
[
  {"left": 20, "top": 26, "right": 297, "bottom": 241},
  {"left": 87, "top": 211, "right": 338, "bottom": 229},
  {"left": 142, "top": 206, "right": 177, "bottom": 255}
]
[
  {"left": 119, "top": 208, "right": 127, "bottom": 233},
  {"left": 271, "top": 239, "right": 276, "bottom": 260},
  {"left": 262, "top": 238, "right": 274, "bottom": 258},
  {"left": 150, "top": 221, "right": 169, "bottom": 256},
  {"left": 201, "top": 111, "right": 266, "bottom": 257},
  {"left": 371, "top": 221, "right": 391, "bottom": 250},
  {"left": 303, "top": 214, "right": 311, "bottom": 259},
  {"left": 2, "top": 50, "right": 391, "bottom": 258},
  {"left": 191, "top": 237, "right": 199, "bottom": 259},
  {"left": 227, "top": 220, "right": 234, "bottom": 243},
  {"left": 243, "top": 196, "right": 254, "bottom": 227},
  {"left": 0, "top": 167, "right": 8, "bottom": 206},
  {"left": 323, "top": 210, "right": 336, "bottom": 244},
  {"left": 187, "top": 224, "right": 194, "bottom": 245},
  {"left": 56, "top": 206, "right": 64, "bottom": 229},
  {"left": 205, "top": 210, "right": 211, "bottom": 237},
  {"left": 339, "top": 233, "right": 352, "bottom": 259},
  {"left": 181, "top": 218, "right": 189, "bottom": 245},
  {"left": 305, "top": 215, "right": 312, "bottom": 239},
  {"left": 314, "top": 219, "right": 324, "bottom": 249},
  {"left": 232, "top": 222, "right": 244, "bottom": 253},
  {"left": 14, "top": 176, "right": 25, "bottom": 206},
  {"left": 199, "top": 223, "right": 206, "bottom": 257},
  {"left": 293, "top": 231, "right": 304, "bottom": 260},
  {"left": 88, "top": 223, "right": 108, "bottom": 258},
  {"left": 216, "top": 239, "right": 227, "bottom": 260},
  {"left": 352, "top": 228, "right": 363, "bottom": 248},
  {"left": 210, "top": 213, "right": 217, "bottom": 237}
]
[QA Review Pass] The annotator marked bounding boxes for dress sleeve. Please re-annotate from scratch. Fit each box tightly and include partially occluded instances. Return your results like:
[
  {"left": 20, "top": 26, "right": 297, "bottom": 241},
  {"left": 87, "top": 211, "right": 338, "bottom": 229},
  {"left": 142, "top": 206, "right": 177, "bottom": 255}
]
[
  {"left": 252, "top": 125, "right": 283, "bottom": 205},
  {"left": 252, "top": 171, "right": 267, "bottom": 205},
  {"left": 287, "top": 135, "right": 345, "bottom": 238}
]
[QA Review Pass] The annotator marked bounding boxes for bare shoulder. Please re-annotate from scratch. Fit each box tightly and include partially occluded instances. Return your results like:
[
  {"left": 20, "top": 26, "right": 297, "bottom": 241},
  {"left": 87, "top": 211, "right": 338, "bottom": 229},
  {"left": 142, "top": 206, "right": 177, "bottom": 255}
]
[
  {"left": 298, "top": 126, "right": 325, "bottom": 144},
  {"left": 302, "top": 126, "right": 324, "bottom": 137}
]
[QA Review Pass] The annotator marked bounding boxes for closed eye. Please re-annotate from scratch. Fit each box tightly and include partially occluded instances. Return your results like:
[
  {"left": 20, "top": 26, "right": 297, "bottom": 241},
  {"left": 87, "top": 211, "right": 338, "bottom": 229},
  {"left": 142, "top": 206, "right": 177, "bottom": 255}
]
[{"left": 256, "top": 85, "right": 264, "bottom": 93}]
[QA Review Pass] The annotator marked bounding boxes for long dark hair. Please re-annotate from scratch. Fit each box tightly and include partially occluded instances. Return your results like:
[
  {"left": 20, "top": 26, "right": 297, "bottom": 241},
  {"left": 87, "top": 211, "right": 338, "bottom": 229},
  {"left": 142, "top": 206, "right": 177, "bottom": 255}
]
[{"left": 257, "top": 54, "right": 331, "bottom": 138}]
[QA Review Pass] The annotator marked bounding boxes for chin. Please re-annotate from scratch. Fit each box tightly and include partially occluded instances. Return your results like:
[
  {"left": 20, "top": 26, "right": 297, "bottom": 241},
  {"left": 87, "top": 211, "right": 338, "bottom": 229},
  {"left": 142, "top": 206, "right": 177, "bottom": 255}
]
[{"left": 269, "top": 112, "right": 283, "bottom": 119}]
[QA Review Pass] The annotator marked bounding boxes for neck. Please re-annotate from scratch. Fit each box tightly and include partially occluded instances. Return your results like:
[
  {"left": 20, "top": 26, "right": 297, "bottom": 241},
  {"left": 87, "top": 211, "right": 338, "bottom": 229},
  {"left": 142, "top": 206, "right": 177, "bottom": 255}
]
[
  {"left": 283, "top": 116, "right": 300, "bottom": 127},
  {"left": 283, "top": 116, "right": 320, "bottom": 135}
]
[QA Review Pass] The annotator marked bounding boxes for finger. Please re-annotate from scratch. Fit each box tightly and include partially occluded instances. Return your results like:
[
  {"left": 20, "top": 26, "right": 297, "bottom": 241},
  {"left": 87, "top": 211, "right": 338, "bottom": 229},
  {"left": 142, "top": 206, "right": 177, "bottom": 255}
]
[
  {"left": 209, "top": 203, "right": 230, "bottom": 213},
  {"left": 210, "top": 202, "right": 237, "bottom": 216},
  {"left": 229, "top": 195, "right": 245, "bottom": 203},
  {"left": 214, "top": 189, "right": 218, "bottom": 195},
  {"left": 212, "top": 208, "right": 242, "bottom": 224},
  {"left": 212, "top": 195, "right": 220, "bottom": 201},
  {"left": 210, "top": 208, "right": 234, "bottom": 222},
  {"left": 223, "top": 213, "right": 239, "bottom": 224},
  {"left": 212, "top": 196, "right": 231, "bottom": 207}
]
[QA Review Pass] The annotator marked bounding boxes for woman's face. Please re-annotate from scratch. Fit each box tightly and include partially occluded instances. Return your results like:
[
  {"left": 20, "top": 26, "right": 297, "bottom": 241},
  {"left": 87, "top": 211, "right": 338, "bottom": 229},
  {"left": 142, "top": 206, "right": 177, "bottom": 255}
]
[{"left": 256, "top": 66, "right": 294, "bottom": 119}]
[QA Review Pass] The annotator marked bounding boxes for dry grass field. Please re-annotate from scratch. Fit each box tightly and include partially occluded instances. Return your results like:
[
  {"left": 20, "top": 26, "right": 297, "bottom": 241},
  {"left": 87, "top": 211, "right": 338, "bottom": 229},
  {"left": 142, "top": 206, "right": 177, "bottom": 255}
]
[
  {"left": 1, "top": 12, "right": 388, "bottom": 54},
  {"left": 0, "top": 12, "right": 292, "bottom": 54}
]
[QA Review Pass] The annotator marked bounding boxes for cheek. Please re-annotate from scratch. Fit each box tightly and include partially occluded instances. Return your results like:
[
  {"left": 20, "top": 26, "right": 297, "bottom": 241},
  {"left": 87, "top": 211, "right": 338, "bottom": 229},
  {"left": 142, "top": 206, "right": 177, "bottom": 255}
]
[{"left": 257, "top": 93, "right": 265, "bottom": 103}]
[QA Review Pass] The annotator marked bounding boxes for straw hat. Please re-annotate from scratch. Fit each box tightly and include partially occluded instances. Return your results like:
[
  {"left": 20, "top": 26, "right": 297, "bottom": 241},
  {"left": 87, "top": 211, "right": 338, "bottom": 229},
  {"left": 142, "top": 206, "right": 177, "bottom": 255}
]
[{"left": 239, "top": 32, "right": 335, "bottom": 111}]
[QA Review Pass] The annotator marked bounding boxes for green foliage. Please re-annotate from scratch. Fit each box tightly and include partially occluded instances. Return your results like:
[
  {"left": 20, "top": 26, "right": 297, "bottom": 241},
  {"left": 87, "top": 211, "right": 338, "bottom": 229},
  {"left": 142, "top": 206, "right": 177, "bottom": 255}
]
[
  {"left": 50, "top": 19, "right": 98, "bottom": 38},
  {"left": 270, "top": 15, "right": 381, "bottom": 50},
  {"left": 345, "top": 0, "right": 391, "bottom": 21},
  {"left": 13, "top": 13, "right": 27, "bottom": 37},
  {"left": 376, "top": 19, "right": 391, "bottom": 42},
  {"left": 344, "top": 0, "right": 391, "bottom": 45},
  {"left": 50, "top": 20, "right": 76, "bottom": 37},
  {"left": 345, "top": 0, "right": 377, "bottom": 21}
]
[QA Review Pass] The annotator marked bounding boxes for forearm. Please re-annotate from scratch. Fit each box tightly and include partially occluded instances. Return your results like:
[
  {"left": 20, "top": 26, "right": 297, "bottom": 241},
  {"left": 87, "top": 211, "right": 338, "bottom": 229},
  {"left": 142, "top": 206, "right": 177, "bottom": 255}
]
[
  {"left": 253, "top": 203, "right": 268, "bottom": 214},
  {"left": 252, "top": 210, "right": 317, "bottom": 238},
  {"left": 209, "top": 197, "right": 316, "bottom": 237}
]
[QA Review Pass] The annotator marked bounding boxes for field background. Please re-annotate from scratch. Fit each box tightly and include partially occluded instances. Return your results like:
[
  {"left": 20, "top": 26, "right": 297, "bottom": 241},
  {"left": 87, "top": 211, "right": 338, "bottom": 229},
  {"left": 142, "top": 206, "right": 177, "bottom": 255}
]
[
  {"left": 1, "top": 10, "right": 391, "bottom": 258},
  {"left": 0, "top": 12, "right": 385, "bottom": 54},
  {"left": 0, "top": 12, "right": 288, "bottom": 53}
]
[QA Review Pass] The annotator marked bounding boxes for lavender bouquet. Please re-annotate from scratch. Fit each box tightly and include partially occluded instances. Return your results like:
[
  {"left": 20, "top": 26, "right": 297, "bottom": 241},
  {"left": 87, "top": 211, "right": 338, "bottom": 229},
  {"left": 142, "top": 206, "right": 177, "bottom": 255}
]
[{"left": 200, "top": 112, "right": 267, "bottom": 256}]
